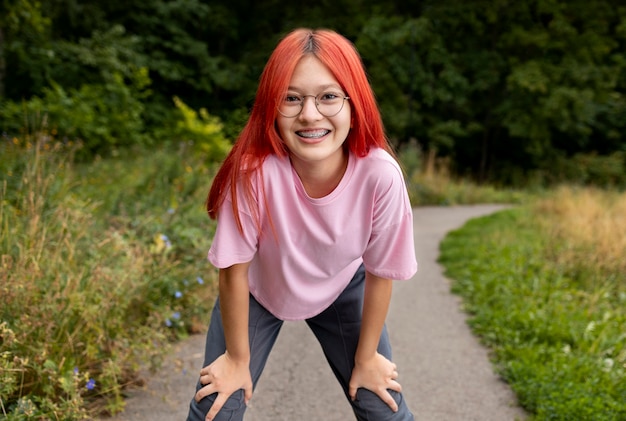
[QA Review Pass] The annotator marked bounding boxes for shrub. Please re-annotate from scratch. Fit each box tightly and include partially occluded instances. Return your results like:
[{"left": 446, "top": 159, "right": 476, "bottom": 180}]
[
  {"left": 0, "top": 68, "right": 150, "bottom": 157},
  {"left": 0, "top": 134, "right": 217, "bottom": 418}
]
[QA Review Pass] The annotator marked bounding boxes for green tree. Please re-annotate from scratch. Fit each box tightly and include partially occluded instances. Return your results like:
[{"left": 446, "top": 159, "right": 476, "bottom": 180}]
[
  {"left": 0, "top": 0, "right": 52, "bottom": 99},
  {"left": 357, "top": 1, "right": 626, "bottom": 184}
]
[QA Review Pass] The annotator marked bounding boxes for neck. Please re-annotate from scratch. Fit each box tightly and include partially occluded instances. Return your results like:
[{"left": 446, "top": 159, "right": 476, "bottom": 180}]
[{"left": 292, "top": 150, "right": 349, "bottom": 199}]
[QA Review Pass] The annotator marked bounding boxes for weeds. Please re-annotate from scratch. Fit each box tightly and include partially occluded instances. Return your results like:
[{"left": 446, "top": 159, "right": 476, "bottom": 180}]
[
  {"left": 439, "top": 190, "right": 626, "bottom": 420},
  {"left": 0, "top": 134, "right": 217, "bottom": 419}
]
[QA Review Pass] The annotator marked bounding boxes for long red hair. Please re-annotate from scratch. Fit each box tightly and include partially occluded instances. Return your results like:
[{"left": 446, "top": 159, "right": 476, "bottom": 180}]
[{"left": 206, "top": 28, "right": 393, "bottom": 231}]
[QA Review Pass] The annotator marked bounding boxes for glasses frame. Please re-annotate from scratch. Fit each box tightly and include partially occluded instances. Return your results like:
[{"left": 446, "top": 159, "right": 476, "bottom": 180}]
[{"left": 277, "top": 92, "right": 350, "bottom": 118}]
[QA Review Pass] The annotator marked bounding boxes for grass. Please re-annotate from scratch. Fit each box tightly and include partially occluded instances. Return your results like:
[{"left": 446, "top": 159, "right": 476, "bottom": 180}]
[
  {"left": 1, "top": 134, "right": 218, "bottom": 419},
  {"left": 439, "top": 188, "right": 626, "bottom": 420}
]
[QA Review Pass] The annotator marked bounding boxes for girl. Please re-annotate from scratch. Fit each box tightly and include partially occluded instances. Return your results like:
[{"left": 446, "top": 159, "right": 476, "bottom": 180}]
[{"left": 187, "top": 28, "right": 417, "bottom": 421}]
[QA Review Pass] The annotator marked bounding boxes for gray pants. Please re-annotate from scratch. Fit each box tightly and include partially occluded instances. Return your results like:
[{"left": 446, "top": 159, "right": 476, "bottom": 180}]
[{"left": 187, "top": 265, "right": 414, "bottom": 420}]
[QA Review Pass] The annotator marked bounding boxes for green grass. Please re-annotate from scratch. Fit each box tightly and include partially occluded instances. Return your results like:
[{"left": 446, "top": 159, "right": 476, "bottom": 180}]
[
  {"left": 1, "top": 135, "right": 218, "bottom": 419},
  {"left": 439, "top": 206, "right": 626, "bottom": 420}
]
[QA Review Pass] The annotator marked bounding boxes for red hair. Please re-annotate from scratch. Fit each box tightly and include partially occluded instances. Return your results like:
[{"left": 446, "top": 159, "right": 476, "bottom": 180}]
[{"left": 206, "top": 28, "right": 393, "bottom": 231}]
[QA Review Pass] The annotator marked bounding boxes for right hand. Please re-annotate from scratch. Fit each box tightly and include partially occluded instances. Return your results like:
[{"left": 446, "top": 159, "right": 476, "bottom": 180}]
[{"left": 194, "top": 352, "right": 253, "bottom": 421}]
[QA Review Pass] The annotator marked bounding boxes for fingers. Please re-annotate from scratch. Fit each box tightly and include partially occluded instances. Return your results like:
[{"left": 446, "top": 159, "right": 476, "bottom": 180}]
[
  {"left": 243, "top": 384, "right": 253, "bottom": 405},
  {"left": 195, "top": 383, "right": 216, "bottom": 402},
  {"left": 380, "top": 388, "right": 399, "bottom": 413},
  {"left": 205, "top": 393, "right": 228, "bottom": 421},
  {"left": 348, "top": 384, "right": 357, "bottom": 401}
]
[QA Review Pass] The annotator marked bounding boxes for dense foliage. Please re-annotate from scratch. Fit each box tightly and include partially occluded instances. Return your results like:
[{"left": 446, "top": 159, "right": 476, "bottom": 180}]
[{"left": 1, "top": 0, "right": 625, "bottom": 184}]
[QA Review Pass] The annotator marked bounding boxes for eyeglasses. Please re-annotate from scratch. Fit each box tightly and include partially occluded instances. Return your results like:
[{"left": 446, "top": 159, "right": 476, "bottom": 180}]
[{"left": 277, "top": 91, "right": 350, "bottom": 118}]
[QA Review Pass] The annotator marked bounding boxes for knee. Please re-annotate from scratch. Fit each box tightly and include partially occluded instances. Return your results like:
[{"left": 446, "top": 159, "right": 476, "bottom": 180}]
[
  {"left": 351, "top": 389, "right": 414, "bottom": 421},
  {"left": 187, "top": 388, "right": 247, "bottom": 421}
]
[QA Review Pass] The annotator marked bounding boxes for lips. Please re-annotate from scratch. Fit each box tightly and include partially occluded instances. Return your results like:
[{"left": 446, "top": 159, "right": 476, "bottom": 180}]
[{"left": 296, "top": 129, "right": 331, "bottom": 139}]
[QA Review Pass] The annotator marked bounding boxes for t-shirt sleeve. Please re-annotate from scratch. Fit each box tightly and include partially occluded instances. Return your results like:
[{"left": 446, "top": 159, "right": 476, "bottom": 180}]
[
  {"left": 362, "top": 161, "right": 417, "bottom": 280},
  {"left": 207, "top": 196, "right": 259, "bottom": 268}
]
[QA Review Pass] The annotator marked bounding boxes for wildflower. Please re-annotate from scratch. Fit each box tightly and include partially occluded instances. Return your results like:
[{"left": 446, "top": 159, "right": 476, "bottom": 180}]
[
  {"left": 197, "top": 276, "right": 204, "bottom": 285},
  {"left": 175, "top": 291, "right": 183, "bottom": 299},
  {"left": 172, "top": 312, "right": 181, "bottom": 320},
  {"left": 167, "top": 208, "right": 175, "bottom": 214},
  {"left": 160, "top": 234, "right": 173, "bottom": 249},
  {"left": 86, "top": 379, "right": 96, "bottom": 390},
  {"left": 165, "top": 318, "right": 173, "bottom": 327},
  {"left": 74, "top": 367, "right": 79, "bottom": 375},
  {"left": 183, "top": 279, "right": 189, "bottom": 286}
]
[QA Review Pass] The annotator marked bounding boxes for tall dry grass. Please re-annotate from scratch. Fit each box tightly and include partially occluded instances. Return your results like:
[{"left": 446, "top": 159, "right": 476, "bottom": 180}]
[
  {"left": 398, "top": 141, "right": 525, "bottom": 205},
  {"left": 1, "top": 134, "right": 216, "bottom": 418},
  {"left": 534, "top": 186, "right": 626, "bottom": 285}
]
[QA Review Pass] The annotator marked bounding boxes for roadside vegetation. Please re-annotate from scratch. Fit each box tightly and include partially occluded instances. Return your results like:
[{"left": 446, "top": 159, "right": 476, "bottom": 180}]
[
  {"left": 439, "top": 187, "right": 626, "bottom": 420},
  {"left": 0, "top": 133, "right": 219, "bottom": 419}
]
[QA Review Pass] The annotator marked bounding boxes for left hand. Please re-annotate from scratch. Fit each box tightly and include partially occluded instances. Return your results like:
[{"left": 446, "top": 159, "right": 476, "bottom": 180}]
[{"left": 348, "top": 352, "right": 402, "bottom": 412}]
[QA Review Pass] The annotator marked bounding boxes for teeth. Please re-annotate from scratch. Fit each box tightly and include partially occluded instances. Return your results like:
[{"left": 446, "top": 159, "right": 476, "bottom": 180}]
[{"left": 297, "top": 129, "right": 330, "bottom": 139}]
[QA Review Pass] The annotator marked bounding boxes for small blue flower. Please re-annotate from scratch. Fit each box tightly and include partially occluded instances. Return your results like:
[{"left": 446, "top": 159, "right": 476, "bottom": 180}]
[
  {"left": 74, "top": 367, "right": 79, "bottom": 375},
  {"left": 165, "top": 318, "right": 173, "bottom": 327},
  {"left": 160, "top": 234, "right": 172, "bottom": 249},
  {"left": 167, "top": 208, "right": 175, "bottom": 214},
  {"left": 183, "top": 279, "right": 189, "bottom": 286},
  {"left": 196, "top": 276, "right": 204, "bottom": 285},
  {"left": 86, "top": 379, "right": 96, "bottom": 390},
  {"left": 175, "top": 291, "right": 183, "bottom": 299},
  {"left": 172, "top": 312, "right": 181, "bottom": 320}
]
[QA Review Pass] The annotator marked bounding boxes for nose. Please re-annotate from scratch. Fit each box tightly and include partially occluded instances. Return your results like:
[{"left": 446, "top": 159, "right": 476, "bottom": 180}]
[{"left": 298, "top": 95, "right": 322, "bottom": 121}]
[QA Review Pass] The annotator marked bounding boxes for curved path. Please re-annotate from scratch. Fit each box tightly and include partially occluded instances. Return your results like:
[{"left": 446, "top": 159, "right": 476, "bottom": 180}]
[{"left": 103, "top": 205, "right": 527, "bottom": 421}]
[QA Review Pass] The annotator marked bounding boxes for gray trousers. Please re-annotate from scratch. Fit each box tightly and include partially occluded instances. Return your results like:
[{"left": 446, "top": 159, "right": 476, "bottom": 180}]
[{"left": 187, "top": 264, "right": 414, "bottom": 420}]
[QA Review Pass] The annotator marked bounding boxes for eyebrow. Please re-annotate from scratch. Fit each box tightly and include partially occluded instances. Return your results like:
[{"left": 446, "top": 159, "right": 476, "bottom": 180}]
[{"left": 286, "top": 83, "right": 343, "bottom": 92}]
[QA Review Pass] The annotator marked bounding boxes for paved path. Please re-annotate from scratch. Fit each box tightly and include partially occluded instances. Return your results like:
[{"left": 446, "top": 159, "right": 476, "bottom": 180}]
[{"left": 103, "top": 205, "right": 527, "bottom": 421}]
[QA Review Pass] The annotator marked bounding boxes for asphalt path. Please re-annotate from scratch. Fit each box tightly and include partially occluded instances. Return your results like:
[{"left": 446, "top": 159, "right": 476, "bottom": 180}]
[{"left": 102, "top": 205, "right": 527, "bottom": 421}]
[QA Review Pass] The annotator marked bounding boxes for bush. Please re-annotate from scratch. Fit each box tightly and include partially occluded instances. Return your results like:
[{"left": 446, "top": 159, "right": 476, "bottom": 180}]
[
  {"left": 547, "top": 152, "right": 626, "bottom": 187},
  {"left": 0, "top": 68, "right": 150, "bottom": 156},
  {"left": 0, "top": 134, "right": 218, "bottom": 419}
]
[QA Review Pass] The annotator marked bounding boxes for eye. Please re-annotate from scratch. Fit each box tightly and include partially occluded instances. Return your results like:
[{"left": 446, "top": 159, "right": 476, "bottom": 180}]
[
  {"left": 283, "top": 93, "right": 302, "bottom": 104},
  {"left": 319, "top": 92, "right": 343, "bottom": 102}
]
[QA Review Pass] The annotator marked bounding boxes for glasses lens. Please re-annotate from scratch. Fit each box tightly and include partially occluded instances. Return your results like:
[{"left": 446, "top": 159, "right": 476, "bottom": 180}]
[
  {"left": 316, "top": 92, "right": 345, "bottom": 117},
  {"left": 278, "top": 93, "right": 303, "bottom": 118},
  {"left": 278, "top": 92, "right": 347, "bottom": 117}
]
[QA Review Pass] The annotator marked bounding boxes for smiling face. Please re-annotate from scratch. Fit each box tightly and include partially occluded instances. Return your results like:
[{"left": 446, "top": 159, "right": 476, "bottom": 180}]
[{"left": 276, "top": 54, "right": 351, "bottom": 177}]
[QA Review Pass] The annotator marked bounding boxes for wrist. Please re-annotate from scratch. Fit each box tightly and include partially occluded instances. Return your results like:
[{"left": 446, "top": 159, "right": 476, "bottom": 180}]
[
  {"left": 225, "top": 350, "right": 251, "bottom": 365},
  {"left": 354, "top": 349, "right": 377, "bottom": 365}
]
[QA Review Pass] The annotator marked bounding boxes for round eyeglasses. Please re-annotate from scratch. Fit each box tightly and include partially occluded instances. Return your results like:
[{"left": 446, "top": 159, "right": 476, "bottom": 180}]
[{"left": 277, "top": 91, "right": 350, "bottom": 118}]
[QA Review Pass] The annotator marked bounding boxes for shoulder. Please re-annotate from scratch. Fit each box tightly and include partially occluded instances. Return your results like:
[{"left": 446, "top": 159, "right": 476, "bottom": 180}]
[{"left": 355, "top": 148, "right": 405, "bottom": 188}]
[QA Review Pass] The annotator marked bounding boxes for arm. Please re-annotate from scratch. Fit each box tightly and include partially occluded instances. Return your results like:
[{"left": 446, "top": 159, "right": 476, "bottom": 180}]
[
  {"left": 194, "top": 262, "right": 253, "bottom": 421},
  {"left": 348, "top": 271, "right": 402, "bottom": 412}
]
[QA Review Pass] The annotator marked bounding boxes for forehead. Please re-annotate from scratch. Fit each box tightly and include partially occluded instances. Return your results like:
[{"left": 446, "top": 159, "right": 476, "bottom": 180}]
[{"left": 288, "top": 54, "right": 341, "bottom": 91}]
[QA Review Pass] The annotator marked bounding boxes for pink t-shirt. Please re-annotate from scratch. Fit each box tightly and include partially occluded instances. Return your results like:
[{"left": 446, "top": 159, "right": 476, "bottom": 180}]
[{"left": 208, "top": 147, "right": 417, "bottom": 320}]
